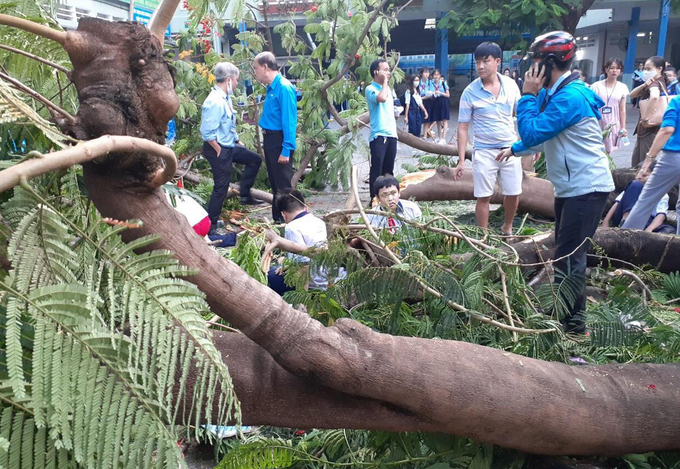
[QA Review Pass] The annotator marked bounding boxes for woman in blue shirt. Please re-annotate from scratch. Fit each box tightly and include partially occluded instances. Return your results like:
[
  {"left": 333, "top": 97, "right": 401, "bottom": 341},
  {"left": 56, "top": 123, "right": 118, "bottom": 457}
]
[{"left": 622, "top": 95, "right": 680, "bottom": 234}]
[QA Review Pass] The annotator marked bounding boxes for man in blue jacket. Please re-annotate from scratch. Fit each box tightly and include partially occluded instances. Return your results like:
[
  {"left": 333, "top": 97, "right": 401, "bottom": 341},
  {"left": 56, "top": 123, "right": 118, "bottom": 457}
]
[{"left": 497, "top": 31, "right": 614, "bottom": 334}]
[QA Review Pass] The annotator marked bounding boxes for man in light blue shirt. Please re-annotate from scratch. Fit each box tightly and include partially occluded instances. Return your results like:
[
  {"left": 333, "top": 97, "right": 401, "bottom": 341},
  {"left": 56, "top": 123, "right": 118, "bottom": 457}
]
[
  {"left": 201, "top": 62, "right": 263, "bottom": 234},
  {"left": 253, "top": 51, "right": 298, "bottom": 222},
  {"left": 454, "top": 42, "right": 523, "bottom": 236},
  {"left": 366, "top": 59, "right": 398, "bottom": 200}
]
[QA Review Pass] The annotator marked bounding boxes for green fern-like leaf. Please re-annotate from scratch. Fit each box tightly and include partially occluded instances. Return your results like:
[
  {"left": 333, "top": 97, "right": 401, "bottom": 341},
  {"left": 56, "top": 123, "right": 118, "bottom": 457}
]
[{"left": 216, "top": 439, "right": 295, "bottom": 469}]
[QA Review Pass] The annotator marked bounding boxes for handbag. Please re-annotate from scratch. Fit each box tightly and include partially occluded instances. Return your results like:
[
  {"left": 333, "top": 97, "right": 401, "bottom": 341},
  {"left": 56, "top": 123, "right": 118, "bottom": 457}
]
[{"left": 640, "top": 80, "right": 671, "bottom": 128}]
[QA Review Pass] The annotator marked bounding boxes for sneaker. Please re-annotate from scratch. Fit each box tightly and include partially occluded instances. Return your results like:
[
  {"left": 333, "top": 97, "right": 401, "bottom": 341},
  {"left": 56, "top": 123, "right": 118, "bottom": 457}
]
[{"left": 240, "top": 196, "right": 264, "bottom": 205}]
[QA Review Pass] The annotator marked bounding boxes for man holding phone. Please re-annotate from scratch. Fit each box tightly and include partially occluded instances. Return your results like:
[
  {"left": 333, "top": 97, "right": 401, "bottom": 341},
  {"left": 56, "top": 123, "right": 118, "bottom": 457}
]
[
  {"left": 496, "top": 31, "right": 614, "bottom": 335},
  {"left": 366, "top": 59, "right": 398, "bottom": 201}
]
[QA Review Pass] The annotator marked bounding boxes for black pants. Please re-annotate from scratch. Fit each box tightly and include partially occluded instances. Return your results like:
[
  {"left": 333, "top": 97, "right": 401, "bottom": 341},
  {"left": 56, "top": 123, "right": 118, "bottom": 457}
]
[
  {"left": 553, "top": 191, "right": 609, "bottom": 333},
  {"left": 369, "top": 136, "right": 397, "bottom": 199},
  {"left": 202, "top": 142, "right": 262, "bottom": 226},
  {"left": 263, "top": 131, "right": 293, "bottom": 222}
]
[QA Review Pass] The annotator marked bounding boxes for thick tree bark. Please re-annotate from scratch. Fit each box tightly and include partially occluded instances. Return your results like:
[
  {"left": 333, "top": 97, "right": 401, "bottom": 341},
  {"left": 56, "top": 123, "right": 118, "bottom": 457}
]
[
  {"left": 401, "top": 166, "right": 556, "bottom": 218},
  {"left": 12, "top": 17, "right": 680, "bottom": 457},
  {"left": 505, "top": 228, "right": 680, "bottom": 274},
  {"left": 402, "top": 166, "right": 678, "bottom": 220}
]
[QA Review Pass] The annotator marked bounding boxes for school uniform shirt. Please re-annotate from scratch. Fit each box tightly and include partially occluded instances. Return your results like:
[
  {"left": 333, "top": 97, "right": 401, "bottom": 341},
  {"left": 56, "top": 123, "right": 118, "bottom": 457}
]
[
  {"left": 458, "top": 73, "right": 521, "bottom": 150},
  {"left": 419, "top": 79, "right": 434, "bottom": 97},
  {"left": 258, "top": 73, "right": 298, "bottom": 157},
  {"left": 285, "top": 212, "right": 329, "bottom": 290},
  {"left": 367, "top": 200, "right": 422, "bottom": 232},
  {"left": 615, "top": 191, "right": 669, "bottom": 218},
  {"left": 164, "top": 188, "right": 211, "bottom": 237},
  {"left": 200, "top": 86, "right": 239, "bottom": 147},
  {"left": 366, "top": 81, "right": 398, "bottom": 141}
]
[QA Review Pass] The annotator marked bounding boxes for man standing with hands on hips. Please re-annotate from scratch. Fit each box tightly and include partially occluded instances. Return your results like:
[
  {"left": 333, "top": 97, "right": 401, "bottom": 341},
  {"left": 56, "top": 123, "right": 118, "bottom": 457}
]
[
  {"left": 453, "top": 42, "right": 523, "bottom": 236},
  {"left": 366, "top": 59, "right": 398, "bottom": 202},
  {"left": 496, "top": 31, "right": 614, "bottom": 334},
  {"left": 253, "top": 51, "right": 298, "bottom": 222},
  {"left": 200, "top": 62, "right": 263, "bottom": 236}
]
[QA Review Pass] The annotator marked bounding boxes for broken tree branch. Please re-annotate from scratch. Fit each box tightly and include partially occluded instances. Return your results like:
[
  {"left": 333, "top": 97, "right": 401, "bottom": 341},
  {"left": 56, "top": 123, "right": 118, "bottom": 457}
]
[
  {"left": 148, "top": 0, "right": 180, "bottom": 42},
  {"left": 0, "top": 71, "right": 76, "bottom": 124},
  {"left": 0, "top": 44, "right": 71, "bottom": 75},
  {"left": 0, "top": 14, "right": 67, "bottom": 45},
  {"left": 0, "top": 135, "right": 177, "bottom": 193}
]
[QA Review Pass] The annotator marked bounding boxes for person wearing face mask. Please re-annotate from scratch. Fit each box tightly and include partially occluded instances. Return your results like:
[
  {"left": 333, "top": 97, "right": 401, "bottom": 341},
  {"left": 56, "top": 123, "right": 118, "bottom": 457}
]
[
  {"left": 591, "top": 58, "right": 629, "bottom": 154},
  {"left": 496, "top": 31, "right": 614, "bottom": 334},
  {"left": 200, "top": 62, "right": 263, "bottom": 235},
  {"left": 404, "top": 75, "right": 429, "bottom": 137},
  {"left": 629, "top": 56, "right": 668, "bottom": 168}
]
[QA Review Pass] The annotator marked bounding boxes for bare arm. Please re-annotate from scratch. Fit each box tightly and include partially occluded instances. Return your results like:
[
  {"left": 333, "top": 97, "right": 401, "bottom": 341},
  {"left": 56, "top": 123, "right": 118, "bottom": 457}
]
[
  {"left": 647, "top": 126, "right": 675, "bottom": 158},
  {"left": 375, "top": 74, "right": 391, "bottom": 103},
  {"left": 454, "top": 122, "right": 469, "bottom": 179},
  {"left": 619, "top": 95, "right": 627, "bottom": 133},
  {"left": 645, "top": 213, "right": 667, "bottom": 232},
  {"left": 602, "top": 202, "right": 618, "bottom": 228},
  {"left": 629, "top": 83, "right": 648, "bottom": 99}
]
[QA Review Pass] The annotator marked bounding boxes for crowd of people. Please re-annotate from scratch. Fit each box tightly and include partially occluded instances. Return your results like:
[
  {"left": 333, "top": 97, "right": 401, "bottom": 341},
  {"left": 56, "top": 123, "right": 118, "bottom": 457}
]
[{"left": 190, "top": 31, "right": 680, "bottom": 335}]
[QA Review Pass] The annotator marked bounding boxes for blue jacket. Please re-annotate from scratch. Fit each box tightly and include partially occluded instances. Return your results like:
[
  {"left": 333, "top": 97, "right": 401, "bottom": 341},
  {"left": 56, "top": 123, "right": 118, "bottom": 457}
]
[{"left": 512, "top": 79, "right": 614, "bottom": 198}]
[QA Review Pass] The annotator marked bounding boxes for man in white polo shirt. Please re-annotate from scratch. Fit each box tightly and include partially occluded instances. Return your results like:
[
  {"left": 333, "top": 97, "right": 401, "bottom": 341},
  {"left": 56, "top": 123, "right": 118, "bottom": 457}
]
[{"left": 453, "top": 42, "right": 523, "bottom": 235}]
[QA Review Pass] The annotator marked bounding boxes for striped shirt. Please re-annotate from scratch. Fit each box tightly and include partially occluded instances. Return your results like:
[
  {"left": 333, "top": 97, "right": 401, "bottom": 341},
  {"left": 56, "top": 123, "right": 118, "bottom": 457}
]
[{"left": 458, "top": 73, "right": 521, "bottom": 150}]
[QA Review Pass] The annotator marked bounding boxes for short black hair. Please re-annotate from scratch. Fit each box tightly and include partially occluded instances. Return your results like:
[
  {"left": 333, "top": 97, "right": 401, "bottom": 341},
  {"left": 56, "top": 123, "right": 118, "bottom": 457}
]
[
  {"left": 474, "top": 42, "right": 502, "bottom": 60},
  {"left": 370, "top": 59, "right": 388, "bottom": 78},
  {"left": 554, "top": 57, "right": 573, "bottom": 72},
  {"left": 276, "top": 189, "right": 306, "bottom": 214},
  {"left": 373, "top": 175, "right": 399, "bottom": 196},
  {"left": 667, "top": 66, "right": 677, "bottom": 74}
]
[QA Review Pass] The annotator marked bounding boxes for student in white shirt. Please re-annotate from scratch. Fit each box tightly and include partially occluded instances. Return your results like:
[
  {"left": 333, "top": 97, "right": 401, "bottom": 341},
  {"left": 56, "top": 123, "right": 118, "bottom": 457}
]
[
  {"left": 267, "top": 189, "right": 330, "bottom": 295},
  {"left": 367, "top": 175, "right": 422, "bottom": 232}
]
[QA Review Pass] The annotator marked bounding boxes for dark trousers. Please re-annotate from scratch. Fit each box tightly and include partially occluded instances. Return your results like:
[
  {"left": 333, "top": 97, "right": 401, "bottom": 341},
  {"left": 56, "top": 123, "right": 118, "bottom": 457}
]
[
  {"left": 553, "top": 191, "right": 609, "bottom": 333},
  {"left": 369, "top": 136, "right": 398, "bottom": 199},
  {"left": 267, "top": 267, "right": 294, "bottom": 296},
  {"left": 203, "top": 142, "right": 262, "bottom": 226},
  {"left": 263, "top": 131, "right": 293, "bottom": 222}
]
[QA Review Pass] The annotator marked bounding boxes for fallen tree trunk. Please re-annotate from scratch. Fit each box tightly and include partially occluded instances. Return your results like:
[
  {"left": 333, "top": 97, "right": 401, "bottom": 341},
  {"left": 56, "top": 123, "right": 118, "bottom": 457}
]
[
  {"left": 402, "top": 166, "right": 677, "bottom": 220},
  {"left": 176, "top": 169, "right": 274, "bottom": 204},
  {"left": 506, "top": 228, "right": 680, "bottom": 274},
  {"left": 401, "top": 166, "right": 556, "bottom": 218}
]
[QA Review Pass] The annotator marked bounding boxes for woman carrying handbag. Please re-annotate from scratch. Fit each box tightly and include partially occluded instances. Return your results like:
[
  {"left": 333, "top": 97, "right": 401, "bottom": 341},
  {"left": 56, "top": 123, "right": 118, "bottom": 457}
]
[{"left": 629, "top": 56, "right": 670, "bottom": 168}]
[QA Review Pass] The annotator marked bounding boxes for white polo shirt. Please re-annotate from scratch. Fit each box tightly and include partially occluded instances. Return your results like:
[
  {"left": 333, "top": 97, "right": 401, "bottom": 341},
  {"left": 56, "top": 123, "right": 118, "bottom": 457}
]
[
  {"left": 285, "top": 212, "right": 329, "bottom": 290},
  {"left": 458, "top": 73, "right": 521, "bottom": 150}
]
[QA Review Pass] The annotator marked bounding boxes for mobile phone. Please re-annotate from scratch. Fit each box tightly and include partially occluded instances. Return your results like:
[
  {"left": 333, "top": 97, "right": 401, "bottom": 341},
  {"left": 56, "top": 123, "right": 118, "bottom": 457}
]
[{"left": 537, "top": 59, "right": 554, "bottom": 87}]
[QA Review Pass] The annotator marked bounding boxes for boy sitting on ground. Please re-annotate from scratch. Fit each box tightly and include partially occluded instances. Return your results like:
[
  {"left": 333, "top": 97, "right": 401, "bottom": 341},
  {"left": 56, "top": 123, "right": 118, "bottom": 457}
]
[
  {"left": 368, "top": 175, "right": 422, "bottom": 232},
  {"left": 602, "top": 163, "right": 675, "bottom": 234},
  {"left": 267, "top": 189, "right": 329, "bottom": 296}
]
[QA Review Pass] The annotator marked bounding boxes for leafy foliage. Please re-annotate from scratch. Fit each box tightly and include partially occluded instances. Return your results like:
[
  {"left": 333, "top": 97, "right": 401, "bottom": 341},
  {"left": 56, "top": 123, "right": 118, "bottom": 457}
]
[{"left": 0, "top": 169, "right": 240, "bottom": 468}]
